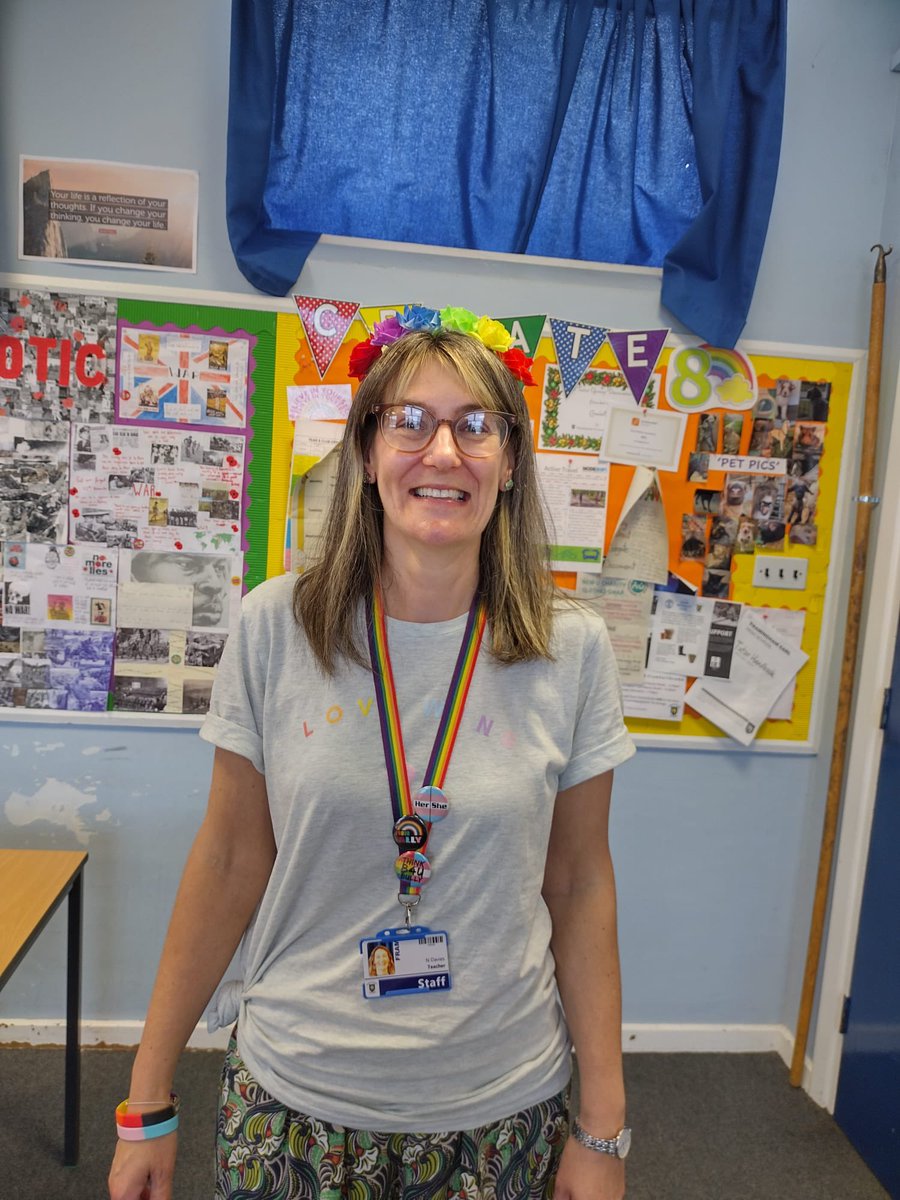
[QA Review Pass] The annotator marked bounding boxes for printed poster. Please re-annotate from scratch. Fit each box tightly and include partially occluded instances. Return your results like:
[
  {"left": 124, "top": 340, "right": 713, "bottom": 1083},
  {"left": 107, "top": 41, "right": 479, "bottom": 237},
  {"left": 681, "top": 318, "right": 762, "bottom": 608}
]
[
  {"left": 116, "top": 326, "right": 251, "bottom": 429},
  {"left": 621, "top": 671, "right": 686, "bottom": 722},
  {"left": 20, "top": 156, "right": 198, "bottom": 273},
  {"left": 69, "top": 424, "right": 245, "bottom": 553},
  {"left": 111, "top": 625, "right": 221, "bottom": 715},
  {"left": 111, "top": 549, "right": 243, "bottom": 715},
  {"left": 0, "top": 541, "right": 116, "bottom": 711},
  {"left": 602, "top": 468, "right": 669, "bottom": 585},
  {"left": 2, "top": 541, "right": 117, "bottom": 629},
  {"left": 0, "top": 624, "right": 114, "bottom": 713},
  {"left": 285, "top": 421, "right": 345, "bottom": 573},
  {"left": 647, "top": 593, "right": 712, "bottom": 677},
  {"left": 537, "top": 455, "right": 608, "bottom": 571},
  {"left": 575, "top": 575, "right": 653, "bottom": 683},
  {"left": 749, "top": 607, "right": 807, "bottom": 719},
  {"left": 686, "top": 611, "right": 809, "bottom": 745},
  {"left": 117, "top": 549, "right": 242, "bottom": 634}
]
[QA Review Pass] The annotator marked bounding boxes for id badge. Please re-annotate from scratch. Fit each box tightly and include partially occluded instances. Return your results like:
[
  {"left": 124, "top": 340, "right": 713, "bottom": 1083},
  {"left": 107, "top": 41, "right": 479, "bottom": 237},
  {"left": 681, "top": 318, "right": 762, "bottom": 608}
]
[{"left": 360, "top": 925, "right": 452, "bottom": 999}]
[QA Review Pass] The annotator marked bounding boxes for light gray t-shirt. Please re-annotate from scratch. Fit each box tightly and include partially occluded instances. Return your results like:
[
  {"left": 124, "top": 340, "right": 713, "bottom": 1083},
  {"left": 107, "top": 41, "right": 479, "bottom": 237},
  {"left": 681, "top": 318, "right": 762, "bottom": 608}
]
[{"left": 200, "top": 573, "right": 635, "bottom": 1131}]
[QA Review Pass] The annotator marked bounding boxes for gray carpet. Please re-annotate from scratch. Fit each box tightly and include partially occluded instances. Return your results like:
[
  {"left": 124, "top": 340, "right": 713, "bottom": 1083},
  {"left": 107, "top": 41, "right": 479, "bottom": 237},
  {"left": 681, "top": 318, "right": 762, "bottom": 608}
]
[{"left": 0, "top": 1048, "right": 889, "bottom": 1199}]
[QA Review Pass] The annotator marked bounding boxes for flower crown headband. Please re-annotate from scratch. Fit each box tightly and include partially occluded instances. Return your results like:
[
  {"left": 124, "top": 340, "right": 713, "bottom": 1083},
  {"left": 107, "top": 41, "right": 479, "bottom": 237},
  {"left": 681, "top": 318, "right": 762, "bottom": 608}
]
[{"left": 347, "top": 304, "right": 535, "bottom": 387}]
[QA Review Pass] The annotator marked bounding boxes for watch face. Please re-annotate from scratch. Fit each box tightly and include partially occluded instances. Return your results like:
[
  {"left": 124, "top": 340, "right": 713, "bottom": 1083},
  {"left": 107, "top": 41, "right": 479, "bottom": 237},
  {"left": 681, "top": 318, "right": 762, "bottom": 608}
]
[{"left": 616, "top": 1127, "right": 632, "bottom": 1159}]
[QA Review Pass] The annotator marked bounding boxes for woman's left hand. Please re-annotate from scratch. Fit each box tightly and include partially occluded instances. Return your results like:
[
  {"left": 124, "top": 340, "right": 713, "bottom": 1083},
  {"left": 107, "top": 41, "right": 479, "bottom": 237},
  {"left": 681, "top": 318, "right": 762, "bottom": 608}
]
[{"left": 553, "top": 1137, "right": 626, "bottom": 1200}]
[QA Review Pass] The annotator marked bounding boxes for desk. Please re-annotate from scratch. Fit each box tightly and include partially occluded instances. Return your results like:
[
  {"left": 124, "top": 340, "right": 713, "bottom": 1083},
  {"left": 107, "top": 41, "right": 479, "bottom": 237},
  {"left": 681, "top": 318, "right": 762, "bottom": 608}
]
[{"left": 0, "top": 849, "right": 88, "bottom": 1166}]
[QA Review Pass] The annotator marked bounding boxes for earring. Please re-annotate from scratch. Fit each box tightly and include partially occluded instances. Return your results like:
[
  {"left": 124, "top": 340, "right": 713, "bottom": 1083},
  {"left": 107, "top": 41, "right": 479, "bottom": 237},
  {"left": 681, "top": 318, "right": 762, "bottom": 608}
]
[{"left": 503, "top": 478, "right": 514, "bottom": 492}]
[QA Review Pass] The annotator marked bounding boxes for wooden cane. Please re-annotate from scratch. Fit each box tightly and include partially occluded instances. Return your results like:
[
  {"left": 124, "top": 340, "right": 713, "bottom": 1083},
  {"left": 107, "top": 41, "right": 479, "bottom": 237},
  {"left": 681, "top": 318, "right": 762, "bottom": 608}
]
[{"left": 789, "top": 244, "right": 891, "bottom": 1087}]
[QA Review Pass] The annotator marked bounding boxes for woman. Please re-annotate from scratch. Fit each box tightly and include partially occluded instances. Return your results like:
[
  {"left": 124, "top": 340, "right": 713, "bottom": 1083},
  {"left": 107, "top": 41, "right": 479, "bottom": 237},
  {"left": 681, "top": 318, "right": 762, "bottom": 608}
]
[
  {"left": 108, "top": 306, "right": 635, "bottom": 1200},
  {"left": 367, "top": 943, "right": 396, "bottom": 977}
]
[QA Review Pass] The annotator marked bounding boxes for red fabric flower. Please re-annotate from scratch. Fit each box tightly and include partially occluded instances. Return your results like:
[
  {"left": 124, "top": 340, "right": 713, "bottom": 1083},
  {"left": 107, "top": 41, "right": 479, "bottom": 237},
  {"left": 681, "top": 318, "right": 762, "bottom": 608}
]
[
  {"left": 9, "top": 316, "right": 26, "bottom": 333},
  {"left": 500, "top": 347, "right": 535, "bottom": 387},
  {"left": 347, "top": 338, "right": 383, "bottom": 379}
]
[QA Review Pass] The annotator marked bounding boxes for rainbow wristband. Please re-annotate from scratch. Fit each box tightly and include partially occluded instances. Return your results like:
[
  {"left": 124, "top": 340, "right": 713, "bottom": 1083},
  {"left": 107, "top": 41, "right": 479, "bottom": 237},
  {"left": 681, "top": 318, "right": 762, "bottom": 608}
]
[
  {"left": 115, "top": 1095, "right": 180, "bottom": 1140},
  {"left": 116, "top": 1114, "right": 179, "bottom": 1141}
]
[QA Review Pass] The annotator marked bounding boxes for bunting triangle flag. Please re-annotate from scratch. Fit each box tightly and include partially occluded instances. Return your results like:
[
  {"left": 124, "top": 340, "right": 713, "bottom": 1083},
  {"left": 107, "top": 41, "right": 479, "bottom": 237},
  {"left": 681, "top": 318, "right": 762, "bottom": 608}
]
[
  {"left": 548, "top": 319, "right": 608, "bottom": 395},
  {"left": 607, "top": 329, "right": 669, "bottom": 404},
  {"left": 358, "top": 304, "right": 405, "bottom": 335},
  {"left": 293, "top": 295, "right": 360, "bottom": 378},
  {"left": 496, "top": 315, "right": 546, "bottom": 359}
]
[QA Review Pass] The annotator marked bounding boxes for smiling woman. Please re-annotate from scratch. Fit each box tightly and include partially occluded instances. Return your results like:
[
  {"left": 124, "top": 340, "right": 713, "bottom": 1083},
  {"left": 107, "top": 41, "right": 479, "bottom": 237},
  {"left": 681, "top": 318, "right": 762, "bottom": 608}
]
[
  {"left": 363, "top": 359, "right": 515, "bottom": 610},
  {"left": 296, "top": 318, "right": 552, "bottom": 668},
  {"left": 110, "top": 307, "right": 636, "bottom": 1200}
]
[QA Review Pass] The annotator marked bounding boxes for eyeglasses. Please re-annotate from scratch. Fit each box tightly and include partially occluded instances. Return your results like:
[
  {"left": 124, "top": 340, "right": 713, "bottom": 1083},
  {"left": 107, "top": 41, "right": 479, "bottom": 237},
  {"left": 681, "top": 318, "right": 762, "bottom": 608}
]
[{"left": 372, "top": 404, "right": 514, "bottom": 458}]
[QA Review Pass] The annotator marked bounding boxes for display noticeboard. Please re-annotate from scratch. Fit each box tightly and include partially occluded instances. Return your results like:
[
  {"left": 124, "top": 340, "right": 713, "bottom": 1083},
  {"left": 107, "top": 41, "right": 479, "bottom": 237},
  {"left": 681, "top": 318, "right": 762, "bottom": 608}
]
[{"left": 0, "top": 283, "right": 860, "bottom": 747}]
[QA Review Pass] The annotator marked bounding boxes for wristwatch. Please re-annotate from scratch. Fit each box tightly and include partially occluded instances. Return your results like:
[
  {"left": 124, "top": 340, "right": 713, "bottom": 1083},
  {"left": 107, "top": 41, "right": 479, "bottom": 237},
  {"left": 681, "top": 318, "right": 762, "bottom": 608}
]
[{"left": 571, "top": 1118, "right": 632, "bottom": 1159}]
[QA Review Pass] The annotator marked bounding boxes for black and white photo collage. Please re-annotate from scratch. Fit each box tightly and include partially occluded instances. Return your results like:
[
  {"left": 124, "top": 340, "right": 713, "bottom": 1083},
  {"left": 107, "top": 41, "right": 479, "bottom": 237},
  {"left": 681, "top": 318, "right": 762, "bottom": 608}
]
[{"left": 0, "top": 289, "right": 247, "bottom": 715}]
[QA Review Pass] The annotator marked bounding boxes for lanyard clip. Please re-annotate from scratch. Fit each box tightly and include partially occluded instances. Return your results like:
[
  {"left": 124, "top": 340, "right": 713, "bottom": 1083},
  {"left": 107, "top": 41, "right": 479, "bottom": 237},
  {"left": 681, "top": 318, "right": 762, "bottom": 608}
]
[{"left": 398, "top": 894, "right": 420, "bottom": 928}]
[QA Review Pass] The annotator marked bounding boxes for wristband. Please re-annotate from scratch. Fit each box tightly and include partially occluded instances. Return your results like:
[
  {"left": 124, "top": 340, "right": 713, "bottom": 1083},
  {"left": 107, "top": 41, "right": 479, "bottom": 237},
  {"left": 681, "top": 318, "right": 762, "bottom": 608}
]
[
  {"left": 116, "top": 1114, "right": 180, "bottom": 1141},
  {"left": 115, "top": 1094, "right": 180, "bottom": 1140},
  {"left": 116, "top": 1094, "right": 179, "bottom": 1127}
]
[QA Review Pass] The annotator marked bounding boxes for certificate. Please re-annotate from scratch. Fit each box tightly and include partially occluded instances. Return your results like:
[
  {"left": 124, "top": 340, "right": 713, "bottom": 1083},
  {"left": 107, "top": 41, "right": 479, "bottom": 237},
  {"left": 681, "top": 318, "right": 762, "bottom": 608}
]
[
  {"left": 538, "top": 365, "right": 629, "bottom": 452},
  {"left": 601, "top": 404, "right": 687, "bottom": 472}
]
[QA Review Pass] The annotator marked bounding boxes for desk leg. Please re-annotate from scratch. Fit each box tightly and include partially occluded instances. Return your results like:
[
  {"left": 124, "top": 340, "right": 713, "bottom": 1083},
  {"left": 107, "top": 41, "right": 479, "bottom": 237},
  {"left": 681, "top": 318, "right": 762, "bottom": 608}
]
[{"left": 64, "top": 870, "right": 83, "bottom": 1166}]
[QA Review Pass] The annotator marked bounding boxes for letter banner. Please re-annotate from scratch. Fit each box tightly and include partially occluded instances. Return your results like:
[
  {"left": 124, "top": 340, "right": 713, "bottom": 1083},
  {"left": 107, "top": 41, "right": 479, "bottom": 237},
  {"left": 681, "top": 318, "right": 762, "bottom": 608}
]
[
  {"left": 358, "top": 304, "right": 404, "bottom": 334},
  {"left": 497, "top": 315, "right": 546, "bottom": 359},
  {"left": 608, "top": 329, "right": 669, "bottom": 405},
  {"left": 548, "top": 319, "right": 608, "bottom": 396},
  {"left": 293, "top": 295, "right": 360, "bottom": 379}
]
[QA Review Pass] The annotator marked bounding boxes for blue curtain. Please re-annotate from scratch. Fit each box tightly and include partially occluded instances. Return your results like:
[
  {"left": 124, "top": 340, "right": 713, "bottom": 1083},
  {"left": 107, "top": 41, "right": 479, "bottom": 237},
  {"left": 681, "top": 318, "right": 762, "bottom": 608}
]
[{"left": 227, "top": 0, "right": 785, "bottom": 348}]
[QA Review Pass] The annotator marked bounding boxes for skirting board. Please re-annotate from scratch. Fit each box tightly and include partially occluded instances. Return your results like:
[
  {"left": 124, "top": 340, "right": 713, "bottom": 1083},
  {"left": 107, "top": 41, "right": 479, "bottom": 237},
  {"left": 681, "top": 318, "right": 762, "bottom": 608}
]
[{"left": 0, "top": 1020, "right": 814, "bottom": 1092}]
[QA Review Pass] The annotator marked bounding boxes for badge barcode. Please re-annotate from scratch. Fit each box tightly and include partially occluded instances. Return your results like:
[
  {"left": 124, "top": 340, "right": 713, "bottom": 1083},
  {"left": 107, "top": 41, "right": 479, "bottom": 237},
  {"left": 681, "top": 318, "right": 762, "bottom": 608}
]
[{"left": 418, "top": 935, "right": 443, "bottom": 944}]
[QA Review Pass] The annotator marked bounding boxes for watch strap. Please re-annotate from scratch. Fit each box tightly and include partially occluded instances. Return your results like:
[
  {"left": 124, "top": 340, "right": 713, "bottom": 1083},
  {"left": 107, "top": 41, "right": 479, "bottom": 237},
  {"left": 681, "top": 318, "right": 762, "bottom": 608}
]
[{"left": 571, "top": 1118, "right": 631, "bottom": 1158}]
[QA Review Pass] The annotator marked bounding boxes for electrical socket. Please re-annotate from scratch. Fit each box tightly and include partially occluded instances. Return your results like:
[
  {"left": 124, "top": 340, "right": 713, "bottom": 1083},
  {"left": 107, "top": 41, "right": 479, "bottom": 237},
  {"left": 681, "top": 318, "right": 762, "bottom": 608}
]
[{"left": 752, "top": 555, "right": 808, "bottom": 589}]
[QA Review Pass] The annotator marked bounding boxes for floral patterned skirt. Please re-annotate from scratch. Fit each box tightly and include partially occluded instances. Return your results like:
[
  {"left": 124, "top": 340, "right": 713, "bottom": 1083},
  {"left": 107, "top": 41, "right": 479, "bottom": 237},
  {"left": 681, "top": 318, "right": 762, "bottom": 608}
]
[{"left": 216, "top": 1031, "right": 569, "bottom": 1200}]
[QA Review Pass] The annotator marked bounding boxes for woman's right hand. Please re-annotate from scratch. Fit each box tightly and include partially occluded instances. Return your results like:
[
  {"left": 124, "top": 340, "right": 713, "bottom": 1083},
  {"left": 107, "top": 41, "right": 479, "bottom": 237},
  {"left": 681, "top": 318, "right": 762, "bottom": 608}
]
[{"left": 108, "top": 1133, "right": 178, "bottom": 1200}]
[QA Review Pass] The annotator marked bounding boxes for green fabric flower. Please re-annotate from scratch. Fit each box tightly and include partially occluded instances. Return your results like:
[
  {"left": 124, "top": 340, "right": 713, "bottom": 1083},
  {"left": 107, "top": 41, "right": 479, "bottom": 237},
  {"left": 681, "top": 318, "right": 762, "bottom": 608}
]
[{"left": 439, "top": 306, "right": 478, "bottom": 335}]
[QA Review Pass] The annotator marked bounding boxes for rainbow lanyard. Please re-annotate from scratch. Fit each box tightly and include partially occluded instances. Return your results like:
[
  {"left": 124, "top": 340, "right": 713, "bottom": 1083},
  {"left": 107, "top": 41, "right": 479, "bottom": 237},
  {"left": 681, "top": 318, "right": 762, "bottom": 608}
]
[{"left": 367, "top": 588, "right": 487, "bottom": 910}]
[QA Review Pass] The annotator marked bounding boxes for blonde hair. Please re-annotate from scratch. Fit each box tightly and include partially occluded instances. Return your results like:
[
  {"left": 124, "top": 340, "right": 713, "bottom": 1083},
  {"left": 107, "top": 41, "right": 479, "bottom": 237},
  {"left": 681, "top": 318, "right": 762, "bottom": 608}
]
[{"left": 293, "top": 329, "right": 554, "bottom": 673}]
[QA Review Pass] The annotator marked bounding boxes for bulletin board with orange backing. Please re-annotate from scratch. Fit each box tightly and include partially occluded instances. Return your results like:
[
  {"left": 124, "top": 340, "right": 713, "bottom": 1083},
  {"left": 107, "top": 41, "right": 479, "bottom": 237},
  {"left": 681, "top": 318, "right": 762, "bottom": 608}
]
[
  {"left": 608, "top": 342, "right": 858, "bottom": 748},
  {"left": 267, "top": 306, "right": 862, "bottom": 751}
]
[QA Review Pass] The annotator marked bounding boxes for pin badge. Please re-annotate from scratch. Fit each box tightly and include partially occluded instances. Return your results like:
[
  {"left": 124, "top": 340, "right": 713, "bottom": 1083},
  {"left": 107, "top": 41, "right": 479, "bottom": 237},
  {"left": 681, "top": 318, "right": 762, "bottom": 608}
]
[
  {"left": 394, "top": 850, "right": 432, "bottom": 887},
  {"left": 392, "top": 815, "right": 429, "bottom": 850},
  {"left": 413, "top": 785, "right": 449, "bottom": 824}
]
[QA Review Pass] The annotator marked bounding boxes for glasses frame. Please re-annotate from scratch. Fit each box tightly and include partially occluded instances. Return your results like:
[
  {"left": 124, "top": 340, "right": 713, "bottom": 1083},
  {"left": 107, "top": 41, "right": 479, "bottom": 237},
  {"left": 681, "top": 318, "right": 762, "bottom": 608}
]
[{"left": 370, "top": 403, "right": 517, "bottom": 459}]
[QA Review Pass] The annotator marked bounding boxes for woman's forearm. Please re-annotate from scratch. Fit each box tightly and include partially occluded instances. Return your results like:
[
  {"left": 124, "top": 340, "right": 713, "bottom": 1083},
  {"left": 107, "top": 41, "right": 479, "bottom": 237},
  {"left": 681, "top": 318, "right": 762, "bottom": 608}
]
[
  {"left": 128, "top": 748, "right": 275, "bottom": 1100},
  {"left": 546, "top": 862, "right": 626, "bottom": 1132},
  {"left": 127, "top": 825, "right": 271, "bottom": 1097}
]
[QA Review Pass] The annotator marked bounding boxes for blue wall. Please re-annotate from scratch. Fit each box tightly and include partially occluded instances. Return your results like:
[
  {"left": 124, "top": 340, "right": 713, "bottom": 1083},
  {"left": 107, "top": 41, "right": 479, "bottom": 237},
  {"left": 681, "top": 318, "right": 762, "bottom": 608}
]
[{"left": 2, "top": 0, "right": 899, "bottom": 1054}]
